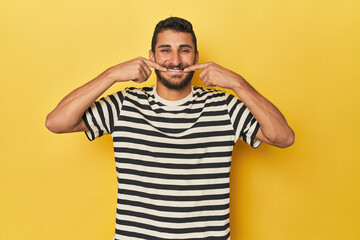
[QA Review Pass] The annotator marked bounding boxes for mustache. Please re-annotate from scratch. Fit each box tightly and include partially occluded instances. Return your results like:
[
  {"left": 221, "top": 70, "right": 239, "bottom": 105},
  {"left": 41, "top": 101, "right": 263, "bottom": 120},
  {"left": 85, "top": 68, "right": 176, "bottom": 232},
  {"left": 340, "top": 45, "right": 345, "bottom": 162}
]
[{"left": 161, "top": 63, "right": 189, "bottom": 70}]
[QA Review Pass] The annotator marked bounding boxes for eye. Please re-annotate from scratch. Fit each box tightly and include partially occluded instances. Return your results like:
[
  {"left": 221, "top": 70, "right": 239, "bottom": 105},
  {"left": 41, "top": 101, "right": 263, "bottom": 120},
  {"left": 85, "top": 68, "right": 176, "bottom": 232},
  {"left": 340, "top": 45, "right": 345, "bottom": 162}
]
[
  {"left": 180, "top": 49, "right": 190, "bottom": 53},
  {"left": 160, "top": 49, "right": 170, "bottom": 53}
]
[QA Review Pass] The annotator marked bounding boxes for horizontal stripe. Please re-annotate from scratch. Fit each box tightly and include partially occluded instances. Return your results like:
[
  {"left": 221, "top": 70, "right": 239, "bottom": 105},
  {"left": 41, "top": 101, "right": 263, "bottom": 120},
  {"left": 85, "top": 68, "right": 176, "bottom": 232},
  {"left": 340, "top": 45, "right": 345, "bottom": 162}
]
[
  {"left": 115, "top": 154, "right": 231, "bottom": 167},
  {"left": 126, "top": 87, "right": 225, "bottom": 106},
  {"left": 112, "top": 132, "right": 235, "bottom": 145},
  {"left": 117, "top": 193, "right": 229, "bottom": 208},
  {"left": 115, "top": 228, "right": 230, "bottom": 240},
  {"left": 113, "top": 137, "right": 234, "bottom": 149},
  {"left": 116, "top": 167, "right": 229, "bottom": 180},
  {"left": 116, "top": 163, "right": 229, "bottom": 179},
  {"left": 118, "top": 189, "right": 229, "bottom": 202},
  {"left": 117, "top": 204, "right": 228, "bottom": 220},
  {"left": 117, "top": 199, "right": 229, "bottom": 212},
  {"left": 116, "top": 173, "right": 229, "bottom": 187},
  {"left": 116, "top": 209, "right": 229, "bottom": 223},
  {"left": 116, "top": 219, "right": 229, "bottom": 234},
  {"left": 117, "top": 183, "right": 229, "bottom": 197},
  {"left": 114, "top": 142, "right": 232, "bottom": 155},
  {"left": 125, "top": 94, "right": 227, "bottom": 115},
  {"left": 113, "top": 123, "right": 233, "bottom": 140},
  {"left": 114, "top": 214, "right": 229, "bottom": 237},
  {"left": 123, "top": 102, "right": 227, "bottom": 118},
  {"left": 113, "top": 126, "right": 235, "bottom": 139},
  {"left": 114, "top": 147, "right": 232, "bottom": 159},
  {"left": 117, "top": 178, "right": 229, "bottom": 191},
  {"left": 120, "top": 115, "right": 231, "bottom": 133},
  {"left": 115, "top": 157, "right": 231, "bottom": 170}
]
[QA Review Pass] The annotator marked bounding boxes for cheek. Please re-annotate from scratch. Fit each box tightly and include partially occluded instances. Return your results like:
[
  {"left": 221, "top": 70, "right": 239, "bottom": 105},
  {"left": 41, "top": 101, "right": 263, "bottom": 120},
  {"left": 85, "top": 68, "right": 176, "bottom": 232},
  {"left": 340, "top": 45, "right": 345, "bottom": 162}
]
[
  {"left": 154, "top": 55, "right": 168, "bottom": 65},
  {"left": 185, "top": 54, "right": 196, "bottom": 64}
]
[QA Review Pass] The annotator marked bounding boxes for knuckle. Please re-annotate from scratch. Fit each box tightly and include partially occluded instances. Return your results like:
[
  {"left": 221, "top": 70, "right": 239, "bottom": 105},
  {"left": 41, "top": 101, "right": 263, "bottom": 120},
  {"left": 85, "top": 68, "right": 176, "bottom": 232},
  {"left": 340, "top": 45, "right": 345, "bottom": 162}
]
[{"left": 136, "top": 57, "right": 144, "bottom": 63}]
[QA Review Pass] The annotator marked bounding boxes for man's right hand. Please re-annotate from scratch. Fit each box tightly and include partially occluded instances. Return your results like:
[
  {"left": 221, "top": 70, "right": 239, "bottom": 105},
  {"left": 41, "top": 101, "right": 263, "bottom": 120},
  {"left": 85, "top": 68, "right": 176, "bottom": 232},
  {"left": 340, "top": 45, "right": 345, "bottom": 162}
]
[
  {"left": 46, "top": 57, "right": 167, "bottom": 134},
  {"left": 107, "top": 57, "right": 167, "bottom": 83}
]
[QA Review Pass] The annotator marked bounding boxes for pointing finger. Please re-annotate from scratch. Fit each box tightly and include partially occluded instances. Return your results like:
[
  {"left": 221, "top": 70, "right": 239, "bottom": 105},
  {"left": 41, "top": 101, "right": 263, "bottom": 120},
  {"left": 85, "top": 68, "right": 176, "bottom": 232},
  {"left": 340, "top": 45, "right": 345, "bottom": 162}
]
[
  {"left": 143, "top": 59, "right": 167, "bottom": 72},
  {"left": 184, "top": 63, "right": 210, "bottom": 72}
]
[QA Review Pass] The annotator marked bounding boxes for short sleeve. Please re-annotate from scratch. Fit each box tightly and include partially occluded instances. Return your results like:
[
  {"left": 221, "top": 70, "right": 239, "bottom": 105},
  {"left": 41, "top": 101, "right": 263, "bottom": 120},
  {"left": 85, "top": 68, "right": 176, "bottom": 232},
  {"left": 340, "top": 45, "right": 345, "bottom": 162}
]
[
  {"left": 82, "top": 90, "right": 125, "bottom": 141},
  {"left": 225, "top": 92, "right": 261, "bottom": 148}
]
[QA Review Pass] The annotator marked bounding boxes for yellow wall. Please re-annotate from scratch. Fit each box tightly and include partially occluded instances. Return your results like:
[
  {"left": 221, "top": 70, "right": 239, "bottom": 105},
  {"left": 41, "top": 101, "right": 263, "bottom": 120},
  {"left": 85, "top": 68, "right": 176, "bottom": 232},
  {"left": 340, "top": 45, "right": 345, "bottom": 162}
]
[{"left": 1, "top": 0, "right": 359, "bottom": 239}]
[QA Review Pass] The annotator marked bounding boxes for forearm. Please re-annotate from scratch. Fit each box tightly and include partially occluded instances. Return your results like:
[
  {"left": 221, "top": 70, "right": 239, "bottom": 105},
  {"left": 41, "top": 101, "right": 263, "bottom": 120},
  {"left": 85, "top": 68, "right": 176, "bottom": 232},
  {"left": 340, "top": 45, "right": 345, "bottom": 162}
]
[
  {"left": 46, "top": 57, "right": 166, "bottom": 134},
  {"left": 232, "top": 77, "right": 294, "bottom": 148},
  {"left": 183, "top": 62, "right": 294, "bottom": 148},
  {"left": 46, "top": 69, "right": 116, "bottom": 133}
]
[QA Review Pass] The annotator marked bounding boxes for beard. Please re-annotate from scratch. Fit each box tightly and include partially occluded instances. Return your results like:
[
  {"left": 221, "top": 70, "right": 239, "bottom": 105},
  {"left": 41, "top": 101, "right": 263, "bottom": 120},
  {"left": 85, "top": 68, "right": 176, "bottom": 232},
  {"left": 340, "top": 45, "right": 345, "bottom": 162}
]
[{"left": 155, "top": 63, "right": 195, "bottom": 90}]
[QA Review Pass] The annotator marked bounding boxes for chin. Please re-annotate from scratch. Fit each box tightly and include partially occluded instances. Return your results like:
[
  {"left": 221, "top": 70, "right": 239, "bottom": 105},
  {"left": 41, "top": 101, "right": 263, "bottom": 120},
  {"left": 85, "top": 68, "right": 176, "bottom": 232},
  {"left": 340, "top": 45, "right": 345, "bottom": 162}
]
[{"left": 155, "top": 70, "right": 194, "bottom": 90}]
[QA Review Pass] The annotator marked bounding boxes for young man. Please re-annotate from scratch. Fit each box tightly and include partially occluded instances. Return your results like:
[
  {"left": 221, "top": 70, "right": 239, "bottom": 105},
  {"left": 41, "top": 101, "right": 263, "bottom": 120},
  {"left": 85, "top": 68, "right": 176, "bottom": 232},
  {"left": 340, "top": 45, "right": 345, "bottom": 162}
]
[{"left": 46, "top": 17, "right": 294, "bottom": 240}]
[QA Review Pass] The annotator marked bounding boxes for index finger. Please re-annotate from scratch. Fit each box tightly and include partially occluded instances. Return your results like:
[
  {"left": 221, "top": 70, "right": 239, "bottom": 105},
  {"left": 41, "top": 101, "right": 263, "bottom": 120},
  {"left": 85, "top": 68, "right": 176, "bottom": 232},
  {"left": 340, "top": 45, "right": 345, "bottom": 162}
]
[
  {"left": 184, "top": 63, "right": 209, "bottom": 72},
  {"left": 143, "top": 59, "right": 167, "bottom": 72}
]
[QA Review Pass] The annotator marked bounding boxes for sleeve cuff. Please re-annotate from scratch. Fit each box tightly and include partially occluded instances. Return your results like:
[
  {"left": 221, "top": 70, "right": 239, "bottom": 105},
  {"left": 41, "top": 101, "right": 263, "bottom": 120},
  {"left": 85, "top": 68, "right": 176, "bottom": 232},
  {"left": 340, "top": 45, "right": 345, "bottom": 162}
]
[
  {"left": 250, "top": 122, "right": 262, "bottom": 148},
  {"left": 82, "top": 112, "right": 96, "bottom": 141}
]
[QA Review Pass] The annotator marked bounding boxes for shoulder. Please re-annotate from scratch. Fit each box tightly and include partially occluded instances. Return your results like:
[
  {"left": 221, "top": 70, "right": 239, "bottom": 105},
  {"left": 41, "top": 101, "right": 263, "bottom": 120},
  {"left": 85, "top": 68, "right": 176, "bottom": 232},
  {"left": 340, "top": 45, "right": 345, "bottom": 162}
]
[
  {"left": 123, "top": 86, "right": 154, "bottom": 99},
  {"left": 193, "top": 86, "right": 236, "bottom": 104},
  {"left": 193, "top": 86, "right": 227, "bottom": 98}
]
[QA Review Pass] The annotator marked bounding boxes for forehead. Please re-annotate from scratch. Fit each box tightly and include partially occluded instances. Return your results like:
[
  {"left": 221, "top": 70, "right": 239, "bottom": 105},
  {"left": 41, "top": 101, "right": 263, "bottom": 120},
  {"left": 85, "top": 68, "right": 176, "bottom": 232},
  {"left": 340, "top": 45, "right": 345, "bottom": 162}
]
[{"left": 156, "top": 30, "right": 194, "bottom": 48}]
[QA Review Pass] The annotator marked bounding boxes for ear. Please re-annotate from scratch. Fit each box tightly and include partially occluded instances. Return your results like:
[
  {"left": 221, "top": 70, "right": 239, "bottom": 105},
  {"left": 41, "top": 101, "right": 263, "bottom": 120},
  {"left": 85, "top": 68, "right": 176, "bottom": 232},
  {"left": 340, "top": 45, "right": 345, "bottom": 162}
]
[
  {"left": 195, "top": 51, "right": 199, "bottom": 64},
  {"left": 149, "top": 50, "right": 155, "bottom": 61}
]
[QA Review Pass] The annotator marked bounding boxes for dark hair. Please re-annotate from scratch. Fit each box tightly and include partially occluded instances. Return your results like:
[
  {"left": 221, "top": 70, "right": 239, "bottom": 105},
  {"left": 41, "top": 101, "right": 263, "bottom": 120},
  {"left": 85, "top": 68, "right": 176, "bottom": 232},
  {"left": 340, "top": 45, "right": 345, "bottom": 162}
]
[{"left": 151, "top": 17, "right": 197, "bottom": 53}]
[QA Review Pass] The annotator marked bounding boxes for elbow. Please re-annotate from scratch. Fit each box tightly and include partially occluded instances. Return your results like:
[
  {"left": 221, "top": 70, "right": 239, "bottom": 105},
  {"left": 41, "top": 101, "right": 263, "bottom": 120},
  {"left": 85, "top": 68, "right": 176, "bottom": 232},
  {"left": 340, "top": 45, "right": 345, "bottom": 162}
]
[
  {"left": 45, "top": 112, "right": 82, "bottom": 134},
  {"left": 45, "top": 113, "right": 62, "bottom": 134},
  {"left": 259, "top": 125, "right": 295, "bottom": 148},
  {"left": 277, "top": 129, "right": 295, "bottom": 148}
]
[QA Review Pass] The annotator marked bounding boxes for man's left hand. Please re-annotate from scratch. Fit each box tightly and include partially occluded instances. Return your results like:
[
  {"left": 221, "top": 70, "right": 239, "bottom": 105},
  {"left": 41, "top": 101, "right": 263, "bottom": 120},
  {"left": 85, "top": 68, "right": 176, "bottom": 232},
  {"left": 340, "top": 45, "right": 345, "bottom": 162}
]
[{"left": 184, "top": 62, "right": 243, "bottom": 90}]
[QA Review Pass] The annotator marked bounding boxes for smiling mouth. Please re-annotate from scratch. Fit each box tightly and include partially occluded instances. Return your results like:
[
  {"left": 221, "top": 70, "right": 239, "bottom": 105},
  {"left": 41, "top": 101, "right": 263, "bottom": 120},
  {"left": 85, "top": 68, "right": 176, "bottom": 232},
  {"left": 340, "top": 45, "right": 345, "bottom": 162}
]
[{"left": 167, "top": 69, "right": 184, "bottom": 72}]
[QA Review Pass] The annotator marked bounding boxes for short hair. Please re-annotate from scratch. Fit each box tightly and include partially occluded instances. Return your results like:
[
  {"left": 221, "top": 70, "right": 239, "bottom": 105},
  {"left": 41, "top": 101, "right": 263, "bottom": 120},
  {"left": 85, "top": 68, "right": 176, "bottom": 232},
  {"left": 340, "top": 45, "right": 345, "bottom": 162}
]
[{"left": 151, "top": 17, "right": 197, "bottom": 53}]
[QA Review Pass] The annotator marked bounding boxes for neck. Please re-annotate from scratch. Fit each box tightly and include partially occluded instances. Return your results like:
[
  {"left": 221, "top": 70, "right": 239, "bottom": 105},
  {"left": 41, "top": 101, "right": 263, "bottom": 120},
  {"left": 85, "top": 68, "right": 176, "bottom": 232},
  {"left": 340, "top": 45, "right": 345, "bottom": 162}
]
[{"left": 155, "top": 81, "right": 192, "bottom": 101}]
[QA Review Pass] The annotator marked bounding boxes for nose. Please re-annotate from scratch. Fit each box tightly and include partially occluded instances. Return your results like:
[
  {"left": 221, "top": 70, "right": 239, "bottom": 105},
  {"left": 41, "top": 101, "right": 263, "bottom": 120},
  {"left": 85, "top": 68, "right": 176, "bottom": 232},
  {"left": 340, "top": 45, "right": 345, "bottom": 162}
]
[{"left": 168, "top": 51, "right": 181, "bottom": 67}]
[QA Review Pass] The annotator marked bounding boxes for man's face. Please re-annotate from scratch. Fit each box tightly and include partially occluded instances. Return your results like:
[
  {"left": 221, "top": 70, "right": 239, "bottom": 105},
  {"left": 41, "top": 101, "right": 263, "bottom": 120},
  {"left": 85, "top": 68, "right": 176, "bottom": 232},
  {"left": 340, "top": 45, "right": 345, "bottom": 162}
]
[{"left": 150, "top": 30, "right": 198, "bottom": 90}]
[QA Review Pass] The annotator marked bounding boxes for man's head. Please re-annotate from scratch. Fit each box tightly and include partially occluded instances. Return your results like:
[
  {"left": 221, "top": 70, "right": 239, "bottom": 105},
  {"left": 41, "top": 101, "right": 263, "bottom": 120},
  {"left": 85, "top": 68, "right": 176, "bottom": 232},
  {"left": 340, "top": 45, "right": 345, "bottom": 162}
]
[
  {"left": 151, "top": 17, "right": 197, "bottom": 54},
  {"left": 149, "top": 17, "right": 199, "bottom": 90}
]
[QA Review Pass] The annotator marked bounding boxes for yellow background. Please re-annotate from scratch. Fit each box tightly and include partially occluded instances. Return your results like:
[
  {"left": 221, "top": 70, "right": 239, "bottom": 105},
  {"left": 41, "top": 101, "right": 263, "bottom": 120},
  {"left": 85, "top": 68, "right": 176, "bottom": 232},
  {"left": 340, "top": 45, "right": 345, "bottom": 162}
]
[{"left": 1, "top": 0, "right": 359, "bottom": 239}]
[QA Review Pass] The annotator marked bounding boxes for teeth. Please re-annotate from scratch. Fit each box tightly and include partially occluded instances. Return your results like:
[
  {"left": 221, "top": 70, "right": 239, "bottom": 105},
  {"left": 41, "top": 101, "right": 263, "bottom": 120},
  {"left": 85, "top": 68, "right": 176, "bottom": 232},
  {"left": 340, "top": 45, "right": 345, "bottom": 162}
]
[{"left": 168, "top": 69, "right": 183, "bottom": 72}]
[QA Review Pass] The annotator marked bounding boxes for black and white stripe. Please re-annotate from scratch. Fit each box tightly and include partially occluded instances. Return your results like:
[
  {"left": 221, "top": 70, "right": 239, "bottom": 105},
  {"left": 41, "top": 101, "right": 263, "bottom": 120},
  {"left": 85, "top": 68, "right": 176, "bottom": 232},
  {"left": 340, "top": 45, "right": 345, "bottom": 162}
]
[{"left": 83, "top": 86, "right": 260, "bottom": 240}]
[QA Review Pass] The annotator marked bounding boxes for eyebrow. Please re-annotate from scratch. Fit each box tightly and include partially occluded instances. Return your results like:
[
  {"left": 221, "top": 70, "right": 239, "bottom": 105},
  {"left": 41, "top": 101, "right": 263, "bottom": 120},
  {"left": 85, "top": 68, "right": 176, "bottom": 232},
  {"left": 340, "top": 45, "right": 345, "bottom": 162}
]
[
  {"left": 158, "top": 44, "right": 171, "bottom": 48},
  {"left": 158, "top": 44, "right": 193, "bottom": 49},
  {"left": 180, "top": 44, "right": 193, "bottom": 48}
]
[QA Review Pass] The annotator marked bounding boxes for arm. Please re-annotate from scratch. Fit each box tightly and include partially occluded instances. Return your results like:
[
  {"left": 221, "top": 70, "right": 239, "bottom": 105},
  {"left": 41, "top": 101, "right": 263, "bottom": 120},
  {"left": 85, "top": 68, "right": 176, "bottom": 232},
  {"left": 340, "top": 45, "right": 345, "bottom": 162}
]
[
  {"left": 45, "top": 57, "right": 167, "bottom": 134},
  {"left": 184, "top": 62, "right": 295, "bottom": 148}
]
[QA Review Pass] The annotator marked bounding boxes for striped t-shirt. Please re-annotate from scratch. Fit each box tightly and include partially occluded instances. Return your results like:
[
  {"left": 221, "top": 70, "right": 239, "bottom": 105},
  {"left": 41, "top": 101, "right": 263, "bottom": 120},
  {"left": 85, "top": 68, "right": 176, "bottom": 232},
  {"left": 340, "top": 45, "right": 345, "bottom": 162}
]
[{"left": 83, "top": 86, "right": 261, "bottom": 240}]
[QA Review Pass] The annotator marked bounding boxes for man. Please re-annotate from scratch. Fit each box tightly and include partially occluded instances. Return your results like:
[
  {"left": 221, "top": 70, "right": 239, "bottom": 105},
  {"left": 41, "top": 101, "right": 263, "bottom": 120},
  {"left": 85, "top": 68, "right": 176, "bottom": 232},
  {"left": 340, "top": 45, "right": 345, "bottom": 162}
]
[{"left": 46, "top": 17, "right": 294, "bottom": 240}]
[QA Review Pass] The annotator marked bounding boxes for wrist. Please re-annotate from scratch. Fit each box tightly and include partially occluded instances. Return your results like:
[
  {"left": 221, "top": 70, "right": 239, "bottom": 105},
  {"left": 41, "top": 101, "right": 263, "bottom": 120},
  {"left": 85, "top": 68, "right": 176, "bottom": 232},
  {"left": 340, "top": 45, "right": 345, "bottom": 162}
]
[
  {"left": 103, "top": 68, "right": 119, "bottom": 85},
  {"left": 231, "top": 75, "right": 246, "bottom": 91}
]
